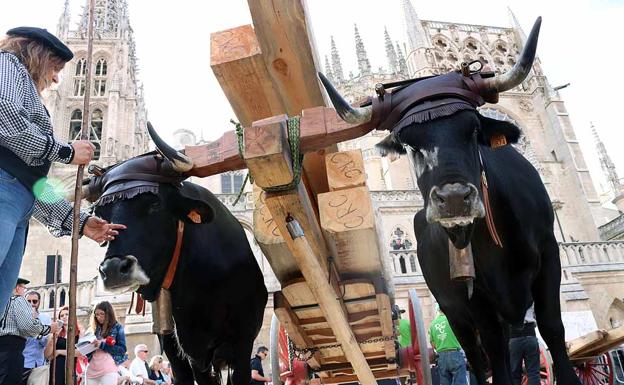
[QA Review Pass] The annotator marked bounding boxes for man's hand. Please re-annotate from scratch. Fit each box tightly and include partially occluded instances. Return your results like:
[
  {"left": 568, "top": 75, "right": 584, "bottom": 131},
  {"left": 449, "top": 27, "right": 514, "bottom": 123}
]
[
  {"left": 49, "top": 322, "right": 60, "bottom": 335},
  {"left": 70, "top": 140, "right": 96, "bottom": 165},
  {"left": 83, "top": 217, "right": 126, "bottom": 243}
]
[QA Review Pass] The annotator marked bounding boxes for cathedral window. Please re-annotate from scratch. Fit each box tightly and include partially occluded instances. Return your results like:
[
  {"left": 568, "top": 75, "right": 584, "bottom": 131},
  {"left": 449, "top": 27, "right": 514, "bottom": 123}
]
[
  {"left": 73, "top": 58, "right": 86, "bottom": 97},
  {"left": 68, "top": 108, "right": 103, "bottom": 160},
  {"left": 221, "top": 172, "right": 245, "bottom": 194},
  {"left": 93, "top": 58, "right": 107, "bottom": 97},
  {"left": 390, "top": 227, "right": 413, "bottom": 250},
  {"left": 91, "top": 109, "right": 103, "bottom": 159},
  {"left": 69, "top": 109, "right": 82, "bottom": 139}
]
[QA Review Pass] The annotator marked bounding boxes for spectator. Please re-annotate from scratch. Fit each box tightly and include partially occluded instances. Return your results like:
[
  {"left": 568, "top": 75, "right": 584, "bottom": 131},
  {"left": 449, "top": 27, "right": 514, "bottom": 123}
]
[
  {"left": 0, "top": 27, "right": 127, "bottom": 314},
  {"left": 129, "top": 344, "right": 156, "bottom": 385},
  {"left": 251, "top": 346, "right": 270, "bottom": 385},
  {"left": 86, "top": 301, "right": 127, "bottom": 385},
  {"left": 509, "top": 304, "right": 540, "bottom": 385},
  {"left": 429, "top": 305, "right": 467, "bottom": 385},
  {"left": 45, "top": 305, "right": 81, "bottom": 385},
  {"left": 22, "top": 290, "right": 51, "bottom": 385},
  {"left": 161, "top": 361, "right": 173, "bottom": 385},
  {"left": 0, "top": 278, "right": 59, "bottom": 385},
  {"left": 117, "top": 358, "right": 142, "bottom": 385},
  {"left": 149, "top": 355, "right": 169, "bottom": 384}
]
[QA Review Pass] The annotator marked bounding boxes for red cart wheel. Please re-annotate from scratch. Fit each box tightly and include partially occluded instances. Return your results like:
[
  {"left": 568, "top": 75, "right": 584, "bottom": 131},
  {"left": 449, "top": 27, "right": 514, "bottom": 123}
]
[
  {"left": 521, "top": 343, "right": 553, "bottom": 385},
  {"left": 270, "top": 314, "right": 308, "bottom": 385},
  {"left": 408, "top": 289, "right": 433, "bottom": 385},
  {"left": 573, "top": 353, "right": 614, "bottom": 385}
]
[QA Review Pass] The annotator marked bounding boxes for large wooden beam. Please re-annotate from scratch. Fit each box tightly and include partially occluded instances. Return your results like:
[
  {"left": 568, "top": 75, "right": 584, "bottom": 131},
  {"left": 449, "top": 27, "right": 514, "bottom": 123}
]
[
  {"left": 185, "top": 107, "right": 374, "bottom": 178},
  {"left": 210, "top": 24, "right": 284, "bottom": 127},
  {"left": 245, "top": 117, "right": 376, "bottom": 385},
  {"left": 253, "top": 187, "right": 301, "bottom": 283},
  {"left": 246, "top": 0, "right": 324, "bottom": 116},
  {"left": 247, "top": 0, "right": 334, "bottom": 199}
]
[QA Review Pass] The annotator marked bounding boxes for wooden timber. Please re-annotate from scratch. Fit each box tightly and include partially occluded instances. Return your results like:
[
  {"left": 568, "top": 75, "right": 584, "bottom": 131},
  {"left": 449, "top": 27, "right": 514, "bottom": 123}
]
[
  {"left": 325, "top": 150, "right": 367, "bottom": 192},
  {"left": 210, "top": 24, "right": 284, "bottom": 128},
  {"left": 566, "top": 329, "right": 608, "bottom": 357},
  {"left": 253, "top": 187, "right": 300, "bottom": 283},
  {"left": 185, "top": 107, "right": 374, "bottom": 178},
  {"left": 569, "top": 325, "right": 624, "bottom": 359}
]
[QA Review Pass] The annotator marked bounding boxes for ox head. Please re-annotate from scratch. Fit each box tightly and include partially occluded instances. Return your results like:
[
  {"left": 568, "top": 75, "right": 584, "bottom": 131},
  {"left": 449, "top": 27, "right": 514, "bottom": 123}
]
[
  {"left": 86, "top": 124, "right": 214, "bottom": 301},
  {"left": 320, "top": 18, "right": 541, "bottom": 248}
]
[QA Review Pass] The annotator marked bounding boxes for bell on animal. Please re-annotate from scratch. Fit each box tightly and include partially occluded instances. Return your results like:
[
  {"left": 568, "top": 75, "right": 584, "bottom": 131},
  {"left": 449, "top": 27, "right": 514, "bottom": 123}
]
[
  {"left": 448, "top": 240, "right": 475, "bottom": 282},
  {"left": 153, "top": 288, "right": 174, "bottom": 335}
]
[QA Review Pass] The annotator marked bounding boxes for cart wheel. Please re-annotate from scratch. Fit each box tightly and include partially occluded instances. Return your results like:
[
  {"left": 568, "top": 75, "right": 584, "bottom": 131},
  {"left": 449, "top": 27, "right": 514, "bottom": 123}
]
[
  {"left": 270, "top": 314, "right": 308, "bottom": 385},
  {"left": 408, "top": 289, "right": 433, "bottom": 385},
  {"left": 521, "top": 342, "right": 553, "bottom": 385},
  {"left": 573, "top": 353, "right": 614, "bottom": 385}
]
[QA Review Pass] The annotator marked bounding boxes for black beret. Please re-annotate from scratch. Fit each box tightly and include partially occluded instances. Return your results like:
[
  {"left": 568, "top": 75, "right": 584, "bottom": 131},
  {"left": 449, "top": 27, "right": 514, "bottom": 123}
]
[
  {"left": 16, "top": 277, "right": 30, "bottom": 285},
  {"left": 6, "top": 27, "right": 73, "bottom": 62}
]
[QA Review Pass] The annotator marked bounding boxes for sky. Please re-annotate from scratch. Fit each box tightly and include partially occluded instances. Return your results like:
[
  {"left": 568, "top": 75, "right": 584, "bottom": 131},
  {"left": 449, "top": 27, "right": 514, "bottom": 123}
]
[{"left": 0, "top": 0, "right": 623, "bottom": 198}]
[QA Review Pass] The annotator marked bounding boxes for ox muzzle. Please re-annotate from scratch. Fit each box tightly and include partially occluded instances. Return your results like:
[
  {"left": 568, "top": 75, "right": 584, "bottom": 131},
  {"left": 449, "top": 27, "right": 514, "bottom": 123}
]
[
  {"left": 99, "top": 255, "right": 150, "bottom": 293},
  {"left": 427, "top": 182, "right": 485, "bottom": 227}
]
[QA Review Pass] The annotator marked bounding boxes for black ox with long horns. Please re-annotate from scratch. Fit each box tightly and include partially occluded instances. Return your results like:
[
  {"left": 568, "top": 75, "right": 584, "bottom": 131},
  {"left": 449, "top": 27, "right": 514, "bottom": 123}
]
[
  {"left": 320, "top": 17, "right": 580, "bottom": 385},
  {"left": 81, "top": 125, "right": 267, "bottom": 385}
]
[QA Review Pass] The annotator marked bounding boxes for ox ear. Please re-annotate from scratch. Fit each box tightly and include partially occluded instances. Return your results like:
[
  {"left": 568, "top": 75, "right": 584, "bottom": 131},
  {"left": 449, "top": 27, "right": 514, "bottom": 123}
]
[
  {"left": 375, "top": 133, "right": 407, "bottom": 157},
  {"left": 170, "top": 183, "right": 215, "bottom": 224},
  {"left": 477, "top": 114, "right": 521, "bottom": 148}
]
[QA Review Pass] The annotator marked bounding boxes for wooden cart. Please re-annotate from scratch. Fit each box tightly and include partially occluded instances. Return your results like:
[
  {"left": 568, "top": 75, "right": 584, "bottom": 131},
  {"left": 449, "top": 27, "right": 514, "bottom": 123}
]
[{"left": 529, "top": 326, "right": 624, "bottom": 385}]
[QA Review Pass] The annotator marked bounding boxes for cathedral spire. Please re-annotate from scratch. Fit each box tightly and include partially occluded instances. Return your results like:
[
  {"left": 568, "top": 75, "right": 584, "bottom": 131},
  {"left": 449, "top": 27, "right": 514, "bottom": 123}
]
[
  {"left": 80, "top": 0, "right": 129, "bottom": 37},
  {"left": 401, "top": 0, "right": 429, "bottom": 76},
  {"left": 57, "top": 0, "right": 71, "bottom": 39},
  {"left": 593, "top": 123, "right": 621, "bottom": 196},
  {"left": 508, "top": 7, "right": 527, "bottom": 49},
  {"left": 396, "top": 42, "right": 409, "bottom": 76},
  {"left": 324, "top": 55, "right": 335, "bottom": 84},
  {"left": 354, "top": 24, "right": 371, "bottom": 76},
  {"left": 384, "top": 27, "right": 398, "bottom": 75},
  {"left": 330, "top": 36, "right": 344, "bottom": 84}
]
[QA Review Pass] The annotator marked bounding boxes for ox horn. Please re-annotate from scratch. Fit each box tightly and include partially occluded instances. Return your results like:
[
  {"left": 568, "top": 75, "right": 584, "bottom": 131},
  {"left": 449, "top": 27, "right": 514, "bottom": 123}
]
[
  {"left": 147, "top": 121, "right": 193, "bottom": 172},
  {"left": 481, "top": 17, "right": 542, "bottom": 94},
  {"left": 318, "top": 72, "right": 372, "bottom": 125}
]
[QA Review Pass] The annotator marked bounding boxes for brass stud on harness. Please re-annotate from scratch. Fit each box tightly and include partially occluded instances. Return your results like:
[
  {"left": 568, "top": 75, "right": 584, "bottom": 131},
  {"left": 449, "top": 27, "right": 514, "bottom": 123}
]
[{"left": 375, "top": 83, "right": 386, "bottom": 101}]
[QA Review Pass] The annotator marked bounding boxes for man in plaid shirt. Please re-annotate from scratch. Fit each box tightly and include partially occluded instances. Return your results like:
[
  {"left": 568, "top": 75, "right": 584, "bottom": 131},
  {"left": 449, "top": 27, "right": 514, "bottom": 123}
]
[{"left": 0, "top": 27, "right": 126, "bottom": 313}]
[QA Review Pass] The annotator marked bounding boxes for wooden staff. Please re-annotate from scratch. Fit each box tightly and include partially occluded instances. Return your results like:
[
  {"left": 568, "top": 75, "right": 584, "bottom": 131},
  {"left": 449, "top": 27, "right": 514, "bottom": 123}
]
[
  {"left": 67, "top": 0, "right": 96, "bottom": 383},
  {"left": 51, "top": 251, "right": 59, "bottom": 385}
]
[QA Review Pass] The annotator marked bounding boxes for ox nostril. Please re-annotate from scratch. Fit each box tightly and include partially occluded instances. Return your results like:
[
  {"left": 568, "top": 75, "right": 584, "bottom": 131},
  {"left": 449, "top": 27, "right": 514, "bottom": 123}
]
[
  {"left": 98, "top": 265, "right": 107, "bottom": 280},
  {"left": 119, "top": 258, "right": 133, "bottom": 276}
]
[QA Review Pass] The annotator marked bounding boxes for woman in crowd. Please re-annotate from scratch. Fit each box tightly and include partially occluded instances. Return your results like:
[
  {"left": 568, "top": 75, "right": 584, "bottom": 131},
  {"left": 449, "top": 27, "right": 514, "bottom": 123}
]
[
  {"left": 149, "top": 355, "right": 170, "bottom": 385},
  {"left": 86, "top": 301, "right": 127, "bottom": 385},
  {"left": 45, "top": 306, "right": 80, "bottom": 385}
]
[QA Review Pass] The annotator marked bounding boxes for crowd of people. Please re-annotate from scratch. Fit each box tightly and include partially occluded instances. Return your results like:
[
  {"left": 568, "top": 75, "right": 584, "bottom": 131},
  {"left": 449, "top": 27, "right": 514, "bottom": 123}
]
[{"left": 0, "top": 278, "right": 174, "bottom": 385}]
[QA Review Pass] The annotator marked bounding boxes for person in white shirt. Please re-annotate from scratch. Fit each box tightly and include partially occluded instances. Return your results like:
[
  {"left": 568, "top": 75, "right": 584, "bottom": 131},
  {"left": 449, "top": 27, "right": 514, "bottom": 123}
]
[
  {"left": 118, "top": 358, "right": 142, "bottom": 385},
  {"left": 129, "top": 344, "right": 156, "bottom": 385}
]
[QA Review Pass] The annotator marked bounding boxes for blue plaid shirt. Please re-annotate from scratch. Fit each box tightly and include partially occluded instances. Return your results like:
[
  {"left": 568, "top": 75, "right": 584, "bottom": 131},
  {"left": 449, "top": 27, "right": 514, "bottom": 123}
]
[{"left": 0, "top": 50, "right": 89, "bottom": 236}]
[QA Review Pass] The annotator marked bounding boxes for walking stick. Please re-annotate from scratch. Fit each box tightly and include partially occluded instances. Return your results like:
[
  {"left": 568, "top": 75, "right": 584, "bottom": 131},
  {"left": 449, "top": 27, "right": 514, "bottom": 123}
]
[
  {"left": 51, "top": 250, "right": 59, "bottom": 385},
  {"left": 67, "top": 0, "right": 96, "bottom": 383}
]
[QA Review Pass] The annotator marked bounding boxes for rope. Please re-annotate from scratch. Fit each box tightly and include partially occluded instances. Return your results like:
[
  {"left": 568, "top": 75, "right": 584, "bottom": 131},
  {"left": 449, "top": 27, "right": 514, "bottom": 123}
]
[{"left": 231, "top": 117, "right": 303, "bottom": 204}]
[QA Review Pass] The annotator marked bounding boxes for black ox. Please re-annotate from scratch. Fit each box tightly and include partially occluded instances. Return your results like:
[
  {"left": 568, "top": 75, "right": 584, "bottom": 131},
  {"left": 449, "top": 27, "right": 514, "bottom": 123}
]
[
  {"left": 82, "top": 127, "right": 267, "bottom": 385},
  {"left": 320, "top": 17, "right": 580, "bottom": 385}
]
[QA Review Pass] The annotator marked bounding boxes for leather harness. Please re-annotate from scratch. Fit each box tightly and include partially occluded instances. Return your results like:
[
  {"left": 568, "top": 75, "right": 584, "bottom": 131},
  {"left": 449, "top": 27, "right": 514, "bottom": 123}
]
[{"left": 373, "top": 67, "right": 504, "bottom": 248}]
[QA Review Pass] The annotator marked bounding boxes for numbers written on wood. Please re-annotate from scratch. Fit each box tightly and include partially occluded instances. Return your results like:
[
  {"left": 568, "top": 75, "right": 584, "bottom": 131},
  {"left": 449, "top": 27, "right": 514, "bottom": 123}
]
[
  {"left": 328, "top": 152, "right": 363, "bottom": 179},
  {"left": 328, "top": 193, "right": 364, "bottom": 229}
]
